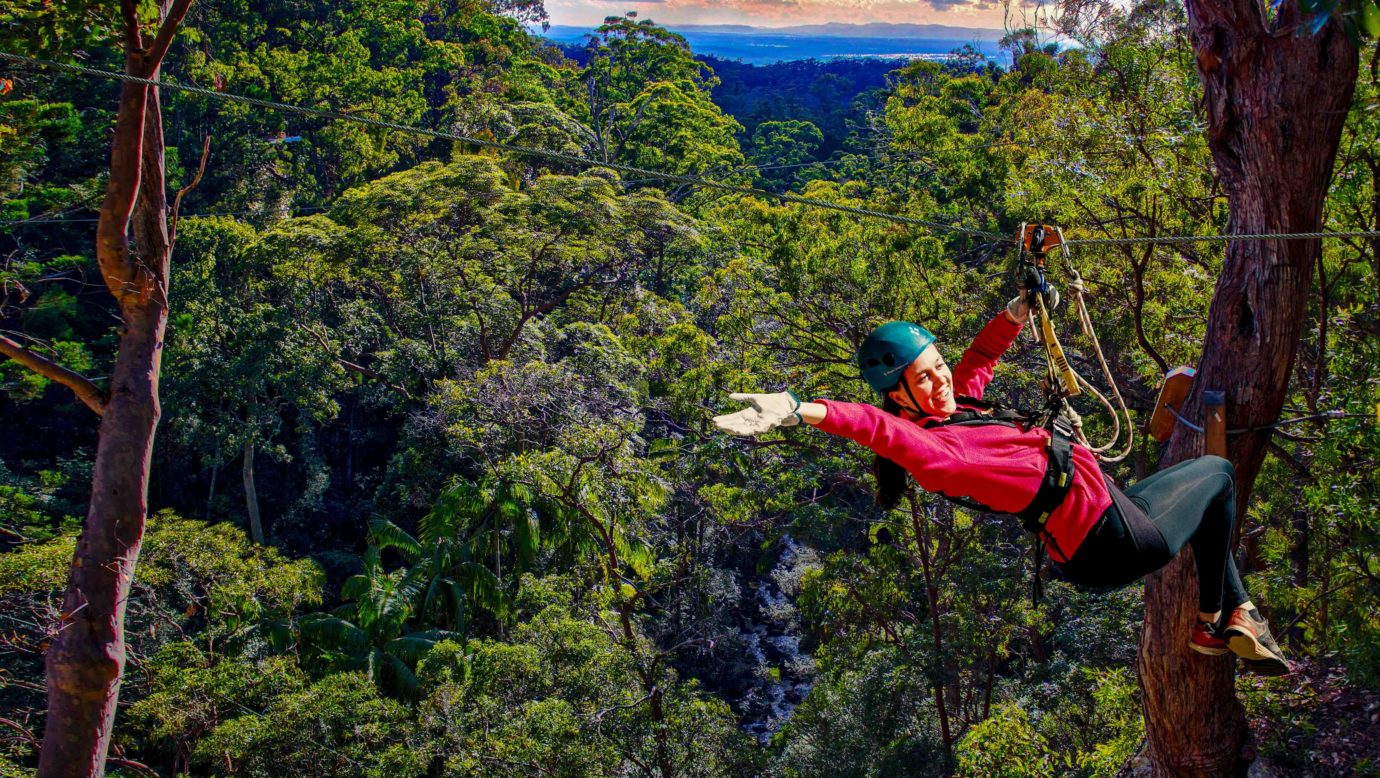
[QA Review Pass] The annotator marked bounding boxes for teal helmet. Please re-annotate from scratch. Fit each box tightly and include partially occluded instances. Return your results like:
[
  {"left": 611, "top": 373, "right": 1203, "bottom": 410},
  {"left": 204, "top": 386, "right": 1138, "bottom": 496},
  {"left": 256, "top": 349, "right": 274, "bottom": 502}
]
[{"left": 857, "top": 321, "right": 935, "bottom": 396}]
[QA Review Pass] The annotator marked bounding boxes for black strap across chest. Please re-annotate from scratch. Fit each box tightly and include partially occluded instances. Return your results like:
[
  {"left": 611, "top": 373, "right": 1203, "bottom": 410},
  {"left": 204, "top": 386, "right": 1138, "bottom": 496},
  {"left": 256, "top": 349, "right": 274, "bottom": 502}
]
[{"left": 921, "top": 397, "right": 1077, "bottom": 547}]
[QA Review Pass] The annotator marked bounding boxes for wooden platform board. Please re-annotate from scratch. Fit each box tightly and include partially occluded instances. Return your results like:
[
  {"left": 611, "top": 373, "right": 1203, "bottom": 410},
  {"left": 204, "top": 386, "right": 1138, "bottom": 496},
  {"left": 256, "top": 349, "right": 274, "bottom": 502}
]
[{"left": 1148, "top": 365, "right": 1196, "bottom": 442}]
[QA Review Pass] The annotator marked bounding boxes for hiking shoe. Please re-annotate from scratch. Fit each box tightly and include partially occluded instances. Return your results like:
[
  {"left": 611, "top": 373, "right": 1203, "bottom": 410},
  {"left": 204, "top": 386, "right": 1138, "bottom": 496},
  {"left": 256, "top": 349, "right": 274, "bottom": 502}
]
[
  {"left": 1190, "top": 620, "right": 1229, "bottom": 656},
  {"left": 1223, "top": 607, "right": 1291, "bottom": 676}
]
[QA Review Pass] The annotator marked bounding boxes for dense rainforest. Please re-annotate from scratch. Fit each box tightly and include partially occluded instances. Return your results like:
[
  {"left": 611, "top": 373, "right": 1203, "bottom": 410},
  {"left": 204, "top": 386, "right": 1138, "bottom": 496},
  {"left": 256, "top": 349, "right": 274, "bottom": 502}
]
[{"left": 1, "top": 0, "right": 1378, "bottom": 775}]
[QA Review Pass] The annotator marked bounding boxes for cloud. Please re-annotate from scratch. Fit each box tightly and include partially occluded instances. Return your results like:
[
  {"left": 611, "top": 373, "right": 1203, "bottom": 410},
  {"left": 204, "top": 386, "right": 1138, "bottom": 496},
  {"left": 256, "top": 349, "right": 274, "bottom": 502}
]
[
  {"left": 549, "top": 0, "right": 1015, "bottom": 28},
  {"left": 924, "top": 0, "right": 1002, "bottom": 10}
]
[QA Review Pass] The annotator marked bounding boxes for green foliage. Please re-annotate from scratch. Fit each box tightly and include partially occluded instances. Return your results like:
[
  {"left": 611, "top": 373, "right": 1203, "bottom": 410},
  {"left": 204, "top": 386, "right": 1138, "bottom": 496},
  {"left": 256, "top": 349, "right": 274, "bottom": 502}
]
[
  {"left": 0, "top": 460, "right": 84, "bottom": 542},
  {"left": 163, "top": 215, "right": 349, "bottom": 528},
  {"left": 163, "top": 0, "right": 569, "bottom": 211},
  {"left": 0, "top": 533, "right": 75, "bottom": 596},
  {"left": 1297, "top": 0, "right": 1380, "bottom": 41},
  {"left": 775, "top": 647, "right": 946, "bottom": 777},
  {"left": 4, "top": 2, "right": 1380, "bottom": 776},
  {"left": 0, "top": 512, "right": 326, "bottom": 772},
  {"left": 416, "top": 593, "right": 759, "bottom": 776},
  {"left": 0, "top": 100, "right": 81, "bottom": 213},
  {"left": 123, "top": 642, "right": 309, "bottom": 771},
  {"left": 955, "top": 703, "right": 1052, "bottom": 777},
  {"left": 298, "top": 545, "right": 460, "bottom": 701},
  {"left": 195, "top": 671, "right": 426, "bottom": 777},
  {"left": 573, "top": 16, "right": 747, "bottom": 188},
  {"left": 0, "top": 1, "right": 123, "bottom": 59},
  {"left": 1025, "top": 666, "right": 1145, "bottom": 777},
  {"left": 749, "top": 120, "right": 825, "bottom": 192}
]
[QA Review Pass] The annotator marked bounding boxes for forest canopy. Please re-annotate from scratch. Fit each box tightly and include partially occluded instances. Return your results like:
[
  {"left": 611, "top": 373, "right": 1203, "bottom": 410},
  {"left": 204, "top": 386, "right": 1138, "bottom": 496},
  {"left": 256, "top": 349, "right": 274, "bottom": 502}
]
[{"left": 1, "top": 0, "right": 1378, "bottom": 775}]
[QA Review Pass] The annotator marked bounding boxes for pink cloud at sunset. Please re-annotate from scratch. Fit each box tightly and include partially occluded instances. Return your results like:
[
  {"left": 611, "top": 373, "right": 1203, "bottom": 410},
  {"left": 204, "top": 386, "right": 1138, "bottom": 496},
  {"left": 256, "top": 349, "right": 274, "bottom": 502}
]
[{"left": 545, "top": 0, "right": 1017, "bottom": 29}]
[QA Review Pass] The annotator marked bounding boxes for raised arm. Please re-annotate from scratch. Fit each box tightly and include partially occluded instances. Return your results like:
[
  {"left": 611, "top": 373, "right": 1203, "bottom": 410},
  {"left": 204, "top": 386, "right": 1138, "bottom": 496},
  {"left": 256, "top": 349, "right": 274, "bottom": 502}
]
[
  {"left": 950, "top": 310, "right": 1023, "bottom": 400},
  {"left": 711, "top": 393, "right": 955, "bottom": 475}
]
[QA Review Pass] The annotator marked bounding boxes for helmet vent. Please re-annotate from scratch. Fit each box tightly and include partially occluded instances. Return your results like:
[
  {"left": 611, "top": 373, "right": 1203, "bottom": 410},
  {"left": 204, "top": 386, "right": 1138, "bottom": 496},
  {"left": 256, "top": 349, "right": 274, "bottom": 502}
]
[
  {"left": 881, "top": 353, "right": 895, "bottom": 367},
  {"left": 865, "top": 358, "right": 880, "bottom": 367}
]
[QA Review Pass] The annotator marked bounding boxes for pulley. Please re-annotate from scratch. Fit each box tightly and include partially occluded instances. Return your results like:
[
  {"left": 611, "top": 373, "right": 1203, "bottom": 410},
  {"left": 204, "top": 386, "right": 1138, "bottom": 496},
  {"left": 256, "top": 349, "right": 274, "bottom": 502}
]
[{"left": 1014, "top": 222, "right": 1135, "bottom": 463}]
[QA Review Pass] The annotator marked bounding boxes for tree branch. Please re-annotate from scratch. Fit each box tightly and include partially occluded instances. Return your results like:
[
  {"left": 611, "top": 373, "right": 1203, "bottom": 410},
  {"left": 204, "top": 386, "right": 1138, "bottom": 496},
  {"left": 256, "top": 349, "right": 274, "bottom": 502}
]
[
  {"left": 121, "top": 0, "right": 143, "bottom": 52},
  {"left": 0, "top": 334, "right": 106, "bottom": 415},
  {"left": 336, "top": 357, "right": 412, "bottom": 399},
  {"left": 106, "top": 757, "right": 159, "bottom": 778},
  {"left": 303, "top": 327, "right": 412, "bottom": 399},
  {"left": 170, "top": 133, "right": 211, "bottom": 245},
  {"left": 144, "top": 0, "right": 197, "bottom": 70}
]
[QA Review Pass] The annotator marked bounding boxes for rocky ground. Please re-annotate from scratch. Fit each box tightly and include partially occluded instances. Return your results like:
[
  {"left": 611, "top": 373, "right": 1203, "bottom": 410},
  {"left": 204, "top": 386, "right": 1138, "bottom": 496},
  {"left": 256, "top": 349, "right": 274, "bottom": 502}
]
[
  {"left": 1119, "top": 657, "right": 1380, "bottom": 777},
  {"left": 1244, "top": 657, "right": 1380, "bottom": 777}
]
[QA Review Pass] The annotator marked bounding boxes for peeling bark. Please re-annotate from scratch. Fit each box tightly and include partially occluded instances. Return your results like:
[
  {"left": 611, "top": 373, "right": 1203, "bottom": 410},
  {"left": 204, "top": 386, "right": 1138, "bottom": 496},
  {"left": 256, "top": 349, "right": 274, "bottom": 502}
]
[
  {"left": 1137, "top": 1, "right": 1357, "bottom": 774},
  {"left": 37, "top": 1, "right": 195, "bottom": 775}
]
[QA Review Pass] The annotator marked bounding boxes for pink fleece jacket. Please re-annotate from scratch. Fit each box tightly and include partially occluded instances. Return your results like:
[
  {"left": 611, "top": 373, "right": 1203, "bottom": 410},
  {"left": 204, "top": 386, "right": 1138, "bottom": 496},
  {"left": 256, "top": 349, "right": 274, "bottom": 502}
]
[{"left": 817, "top": 313, "right": 1111, "bottom": 563}]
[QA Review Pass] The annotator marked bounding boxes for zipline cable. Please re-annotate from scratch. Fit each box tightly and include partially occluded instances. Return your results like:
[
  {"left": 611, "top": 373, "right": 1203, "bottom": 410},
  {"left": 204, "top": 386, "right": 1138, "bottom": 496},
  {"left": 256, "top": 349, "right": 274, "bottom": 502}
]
[
  {"left": 2, "top": 206, "right": 331, "bottom": 226},
  {"left": 1064, "top": 231, "right": 1380, "bottom": 246},
  {"left": 0, "top": 51, "right": 1005, "bottom": 240},
  {"left": 1164, "top": 405, "right": 1370, "bottom": 435},
  {"left": 6, "top": 51, "right": 1380, "bottom": 246}
]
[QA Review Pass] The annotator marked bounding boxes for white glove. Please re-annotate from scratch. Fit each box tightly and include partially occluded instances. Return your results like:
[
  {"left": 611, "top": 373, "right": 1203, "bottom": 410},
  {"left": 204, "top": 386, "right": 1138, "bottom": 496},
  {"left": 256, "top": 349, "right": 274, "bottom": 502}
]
[
  {"left": 713, "top": 391, "right": 802, "bottom": 436},
  {"left": 1008, "top": 286, "right": 1059, "bottom": 325}
]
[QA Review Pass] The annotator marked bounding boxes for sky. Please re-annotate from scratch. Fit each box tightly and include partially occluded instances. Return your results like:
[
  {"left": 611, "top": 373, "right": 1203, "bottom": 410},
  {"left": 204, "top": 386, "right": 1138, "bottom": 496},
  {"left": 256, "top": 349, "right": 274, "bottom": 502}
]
[{"left": 544, "top": 0, "right": 1017, "bottom": 30}]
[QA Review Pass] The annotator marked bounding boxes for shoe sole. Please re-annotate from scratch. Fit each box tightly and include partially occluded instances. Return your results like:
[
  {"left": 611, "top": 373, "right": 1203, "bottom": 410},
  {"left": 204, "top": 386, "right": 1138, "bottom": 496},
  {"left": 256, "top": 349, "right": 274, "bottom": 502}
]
[
  {"left": 1225, "top": 630, "right": 1291, "bottom": 675},
  {"left": 1189, "top": 641, "right": 1230, "bottom": 656},
  {"left": 1239, "top": 657, "right": 1291, "bottom": 677}
]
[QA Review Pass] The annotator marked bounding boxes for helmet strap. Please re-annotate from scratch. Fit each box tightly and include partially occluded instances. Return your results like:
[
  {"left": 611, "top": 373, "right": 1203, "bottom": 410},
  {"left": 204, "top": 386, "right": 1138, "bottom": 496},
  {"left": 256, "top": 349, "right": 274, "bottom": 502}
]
[{"left": 896, "top": 373, "right": 925, "bottom": 415}]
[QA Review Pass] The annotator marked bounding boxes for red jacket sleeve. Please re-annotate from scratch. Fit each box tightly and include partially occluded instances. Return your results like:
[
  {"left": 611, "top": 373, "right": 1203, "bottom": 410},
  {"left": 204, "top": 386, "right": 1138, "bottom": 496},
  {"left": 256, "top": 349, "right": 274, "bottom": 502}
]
[
  {"left": 951, "top": 312, "right": 1022, "bottom": 400},
  {"left": 813, "top": 399, "right": 965, "bottom": 476}
]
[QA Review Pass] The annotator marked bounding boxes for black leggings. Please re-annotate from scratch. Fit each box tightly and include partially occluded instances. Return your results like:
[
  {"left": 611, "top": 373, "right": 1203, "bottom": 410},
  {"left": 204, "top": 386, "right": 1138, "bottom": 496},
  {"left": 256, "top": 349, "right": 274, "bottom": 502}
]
[{"left": 1056, "top": 456, "right": 1250, "bottom": 614}]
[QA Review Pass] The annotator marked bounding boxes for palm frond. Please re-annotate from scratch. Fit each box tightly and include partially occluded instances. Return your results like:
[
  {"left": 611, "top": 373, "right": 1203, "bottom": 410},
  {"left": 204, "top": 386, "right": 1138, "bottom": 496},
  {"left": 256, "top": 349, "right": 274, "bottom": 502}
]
[
  {"left": 371, "top": 648, "right": 421, "bottom": 702},
  {"left": 512, "top": 503, "right": 541, "bottom": 569},
  {"left": 615, "top": 530, "right": 656, "bottom": 580},
  {"left": 368, "top": 519, "right": 423, "bottom": 560},
  {"left": 421, "top": 573, "right": 468, "bottom": 633},
  {"left": 421, "top": 480, "right": 489, "bottom": 545},
  {"left": 456, "top": 560, "right": 512, "bottom": 620},
  {"left": 385, "top": 631, "right": 459, "bottom": 664},
  {"left": 298, "top": 613, "right": 368, "bottom": 652}
]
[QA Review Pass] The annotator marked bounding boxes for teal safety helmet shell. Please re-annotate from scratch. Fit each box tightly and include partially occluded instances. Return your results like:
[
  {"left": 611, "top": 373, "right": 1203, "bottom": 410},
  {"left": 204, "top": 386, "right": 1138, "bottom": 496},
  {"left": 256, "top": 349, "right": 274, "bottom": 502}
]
[{"left": 857, "top": 321, "right": 936, "bottom": 396}]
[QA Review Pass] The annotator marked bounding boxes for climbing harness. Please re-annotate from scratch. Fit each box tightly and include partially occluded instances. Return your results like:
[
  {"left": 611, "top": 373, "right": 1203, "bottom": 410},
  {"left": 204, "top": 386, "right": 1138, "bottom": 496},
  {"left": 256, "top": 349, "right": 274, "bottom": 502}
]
[
  {"left": 919, "top": 394, "right": 1078, "bottom": 602},
  {"left": 1015, "top": 224, "right": 1135, "bottom": 464}
]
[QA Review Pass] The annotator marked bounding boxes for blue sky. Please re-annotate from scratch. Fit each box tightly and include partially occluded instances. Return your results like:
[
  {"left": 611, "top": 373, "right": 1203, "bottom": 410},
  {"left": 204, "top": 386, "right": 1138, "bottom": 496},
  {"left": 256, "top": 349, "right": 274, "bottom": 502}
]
[{"left": 545, "top": 0, "right": 1017, "bottom": 29}]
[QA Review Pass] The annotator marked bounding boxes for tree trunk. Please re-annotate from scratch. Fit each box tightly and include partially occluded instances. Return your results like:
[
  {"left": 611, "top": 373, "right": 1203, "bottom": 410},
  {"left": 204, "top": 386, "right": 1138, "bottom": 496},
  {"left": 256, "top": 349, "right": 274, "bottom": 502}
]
[
  {"left": 37, "top": 3, "right": 193, "bottom": 775},
  {"left": 205, "top": 458, "right": 219, "bottom": 520},
  {"left": 242, "top": 438, "right": 264, "bottom": 545},
  {"left": 1138, "top": 1, "right": 1356, "bottom": 774}
]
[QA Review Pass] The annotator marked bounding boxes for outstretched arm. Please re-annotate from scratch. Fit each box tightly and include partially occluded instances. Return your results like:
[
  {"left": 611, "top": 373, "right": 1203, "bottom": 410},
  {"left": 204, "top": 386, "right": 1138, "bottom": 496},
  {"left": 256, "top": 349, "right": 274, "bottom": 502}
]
[
  {"left": 714, "top": 394, "right": 958, "bottom": 476},
  {"left": 798, "top": 401, "right": 827, "bottom": 425}
]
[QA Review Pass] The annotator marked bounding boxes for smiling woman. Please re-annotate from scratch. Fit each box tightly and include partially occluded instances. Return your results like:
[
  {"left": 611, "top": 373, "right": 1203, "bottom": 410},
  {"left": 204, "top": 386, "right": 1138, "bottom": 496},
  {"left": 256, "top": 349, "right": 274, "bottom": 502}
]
[{"left": 714, "top": 287, "right": 1292, "bottom": 678}]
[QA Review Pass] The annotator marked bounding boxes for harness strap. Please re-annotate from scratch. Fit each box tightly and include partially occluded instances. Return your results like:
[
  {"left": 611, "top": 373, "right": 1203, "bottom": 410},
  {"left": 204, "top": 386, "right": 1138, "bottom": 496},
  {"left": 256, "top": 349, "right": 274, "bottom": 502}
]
[
  {"left": 922, "top": 397, "right": 1079, "bottom": 601},
  {"left": 1016, "top": 417, "right": 1076, "bottom": 537}
]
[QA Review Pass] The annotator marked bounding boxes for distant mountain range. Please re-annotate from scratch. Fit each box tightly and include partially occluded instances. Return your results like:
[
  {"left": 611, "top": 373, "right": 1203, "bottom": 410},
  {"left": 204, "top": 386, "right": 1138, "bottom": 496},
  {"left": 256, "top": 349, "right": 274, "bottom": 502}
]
[
  {"left": 661, "top": 22, "right": 1005, "bottom": 40},
  {"left": 542, "top": 22, "right": 1006, "bottom": 65}
]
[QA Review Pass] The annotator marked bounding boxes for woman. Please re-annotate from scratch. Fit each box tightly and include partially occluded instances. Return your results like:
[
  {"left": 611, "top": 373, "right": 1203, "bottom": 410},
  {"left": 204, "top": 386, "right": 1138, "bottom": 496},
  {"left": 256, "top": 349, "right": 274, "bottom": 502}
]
[{"left": 713, "top": 292, "right": 1290, "bottom": 676}]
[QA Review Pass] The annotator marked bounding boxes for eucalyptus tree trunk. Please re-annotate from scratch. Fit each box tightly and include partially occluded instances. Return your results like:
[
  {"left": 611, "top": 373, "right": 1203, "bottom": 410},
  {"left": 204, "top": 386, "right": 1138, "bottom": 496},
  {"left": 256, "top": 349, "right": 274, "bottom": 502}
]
[
  {"left": 242, "top": 438, "right": 264, "bottom": 544},
  {"left": 37, "top": 2, "right": 194, "bottom": 775},
  {"left": 1138, "top": 1, "right": 1356, "bottom": 773}
]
